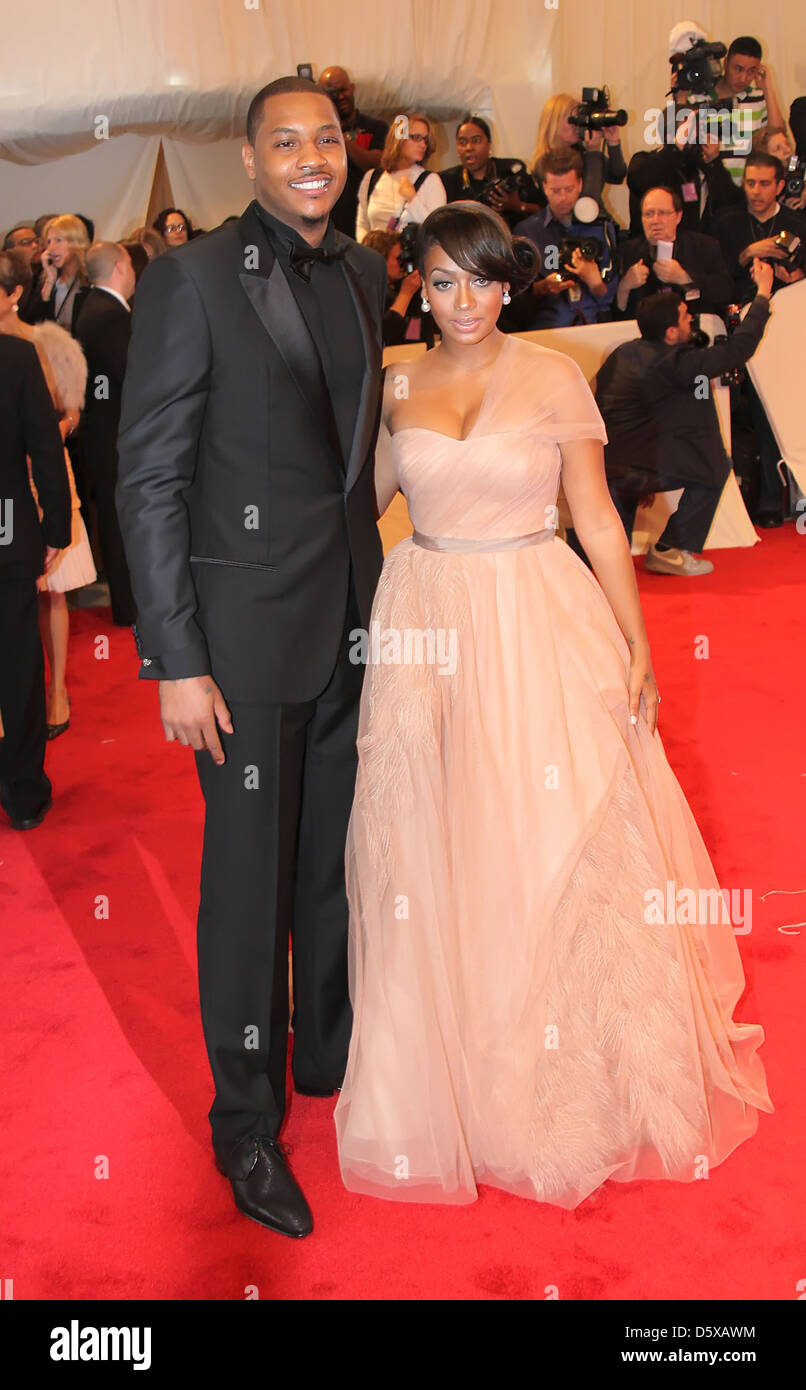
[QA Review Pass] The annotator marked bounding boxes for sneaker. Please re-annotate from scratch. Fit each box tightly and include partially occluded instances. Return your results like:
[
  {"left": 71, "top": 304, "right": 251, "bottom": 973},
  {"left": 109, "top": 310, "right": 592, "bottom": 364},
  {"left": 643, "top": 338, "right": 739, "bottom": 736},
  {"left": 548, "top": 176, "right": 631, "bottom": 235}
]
[{"left": 645, "top": 545, "right": 714, "bottom": 576}]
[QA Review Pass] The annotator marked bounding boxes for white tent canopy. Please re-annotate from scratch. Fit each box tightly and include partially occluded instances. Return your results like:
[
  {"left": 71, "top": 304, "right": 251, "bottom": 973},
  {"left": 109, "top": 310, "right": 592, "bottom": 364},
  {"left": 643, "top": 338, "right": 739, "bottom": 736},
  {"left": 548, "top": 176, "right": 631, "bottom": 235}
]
[{"left": 1, "top": 0, "right": 803, "bottom": 238}]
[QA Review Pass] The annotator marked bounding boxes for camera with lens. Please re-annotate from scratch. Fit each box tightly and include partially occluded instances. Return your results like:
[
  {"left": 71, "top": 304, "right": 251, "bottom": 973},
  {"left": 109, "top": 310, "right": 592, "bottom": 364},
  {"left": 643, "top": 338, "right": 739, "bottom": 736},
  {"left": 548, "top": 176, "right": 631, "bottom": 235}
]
[
  {"left": 479, "top": 160, "right": 534, "bottom": 208},
  {"left": 567, "top": 87, "right": 628, "bottom": 132},
  {"left": 687, "top": 312, "right": 710, "bottom": 349},
  {"left": 558, "top": 236, "right": 604, "bottom": 278},
  {"left": 784, "top": 156, "right": 805, "bottom": 201},
  {"left": 399, "top": 221, "right": 420, "bottom": 276},
  {"left": 670, "top": 40, "right": 727, "bottom": 96},
  {"left": 715, "top": 303, "right": 745, "bottom": 386}
]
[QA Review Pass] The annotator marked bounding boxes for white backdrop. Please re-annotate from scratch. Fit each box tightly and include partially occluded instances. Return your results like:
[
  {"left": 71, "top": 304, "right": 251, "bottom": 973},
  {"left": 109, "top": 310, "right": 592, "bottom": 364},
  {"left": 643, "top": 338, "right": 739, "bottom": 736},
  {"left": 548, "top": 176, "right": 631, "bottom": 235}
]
[{"left": 1, "top": 0, "right": 805, "bottom": 237}]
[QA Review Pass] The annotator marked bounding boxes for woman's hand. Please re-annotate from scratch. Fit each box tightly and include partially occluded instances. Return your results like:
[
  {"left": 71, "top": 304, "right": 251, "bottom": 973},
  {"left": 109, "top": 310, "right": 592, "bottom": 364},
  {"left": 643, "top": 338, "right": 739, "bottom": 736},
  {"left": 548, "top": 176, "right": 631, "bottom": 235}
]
[{"left": 628, "top": 643, "right": 660, "bottom": 734}]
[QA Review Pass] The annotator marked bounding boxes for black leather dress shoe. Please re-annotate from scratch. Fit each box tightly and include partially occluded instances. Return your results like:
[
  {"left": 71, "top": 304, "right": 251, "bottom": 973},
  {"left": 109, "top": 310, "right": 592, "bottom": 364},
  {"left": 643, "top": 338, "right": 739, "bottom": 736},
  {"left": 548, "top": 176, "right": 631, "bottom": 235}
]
[
  {"left": 6, "top": 797, "right": 52, "bottom": 831},
  {"left": 214, "top": 1134, "right": 312, "bottom": 1238},
  {"left": 754, "top": 511, "right": 783, "bottom": 529}
]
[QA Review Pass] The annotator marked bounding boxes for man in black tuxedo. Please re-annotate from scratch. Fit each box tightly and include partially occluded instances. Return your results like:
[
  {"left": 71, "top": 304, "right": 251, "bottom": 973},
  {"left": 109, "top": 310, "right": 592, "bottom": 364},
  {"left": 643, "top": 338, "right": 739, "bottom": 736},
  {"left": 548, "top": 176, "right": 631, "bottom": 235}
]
[
  {"left": 0, "top": 337, "right": 70, "bottom": 829},
  {"left": 116, "top": 77, "right": 386, "bottom": 1239},
  {"left": 616, "top": 186, "right": 734, "bottom": 318},
  {"left": 75, "top": 242, "right": 137, "bottom": 625}
]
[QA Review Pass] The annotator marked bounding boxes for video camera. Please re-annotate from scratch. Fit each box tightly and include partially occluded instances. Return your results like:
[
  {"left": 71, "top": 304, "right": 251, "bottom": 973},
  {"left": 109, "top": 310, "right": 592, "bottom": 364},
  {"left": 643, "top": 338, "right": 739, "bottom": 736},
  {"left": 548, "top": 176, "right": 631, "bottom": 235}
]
[
  {"left": 670, "top": 40, "right": 726, "bottom": 97},
  {"left": 478, "top": 160, "right": 535, "bottom": 209},
  {"left": 567, "top": 88, "right": 628, "bottom": 133}
]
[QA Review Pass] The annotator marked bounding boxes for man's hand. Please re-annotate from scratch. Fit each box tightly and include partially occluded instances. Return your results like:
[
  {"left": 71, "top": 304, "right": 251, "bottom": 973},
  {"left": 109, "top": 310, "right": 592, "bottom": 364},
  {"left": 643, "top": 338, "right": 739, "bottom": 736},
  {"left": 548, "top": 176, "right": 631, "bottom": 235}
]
[
  {"left": 570, "top": 248, "right": 606, "bottom": 295},
  {"left": 621, "top": 260, "right": 651, "bottom": 291},
  {"left": 739, "top": 238, "right": 788, "bottom": 265},
  {"left": 535, "top": 273, "right": 575, "bottom": 296},
  {"left": 652, "top": 256, "right": 690, "bottom": 285},
  {"left": 750, "top": 256, "right": 774, "bottom": 296},
  {"left": 700, "top": 135, "right": 721, "bottom": 164},
  {"left": 159, "top": 675, "right": 233, "bottom": 766}
]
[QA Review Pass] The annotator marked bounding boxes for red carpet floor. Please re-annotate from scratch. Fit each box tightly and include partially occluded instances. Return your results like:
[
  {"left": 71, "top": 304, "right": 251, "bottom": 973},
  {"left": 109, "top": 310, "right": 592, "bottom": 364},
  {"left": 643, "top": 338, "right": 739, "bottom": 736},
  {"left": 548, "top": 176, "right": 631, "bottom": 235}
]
[{"left": 1, "top": 527, "right": 803, "bottom": 1301}]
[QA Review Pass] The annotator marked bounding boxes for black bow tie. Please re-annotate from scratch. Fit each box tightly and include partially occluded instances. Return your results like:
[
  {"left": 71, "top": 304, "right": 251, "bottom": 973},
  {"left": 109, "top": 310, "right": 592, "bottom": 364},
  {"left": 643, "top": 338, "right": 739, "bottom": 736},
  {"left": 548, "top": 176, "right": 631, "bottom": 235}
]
[{"left": 288, "top": 241, "right": 346, "bottom": 281}]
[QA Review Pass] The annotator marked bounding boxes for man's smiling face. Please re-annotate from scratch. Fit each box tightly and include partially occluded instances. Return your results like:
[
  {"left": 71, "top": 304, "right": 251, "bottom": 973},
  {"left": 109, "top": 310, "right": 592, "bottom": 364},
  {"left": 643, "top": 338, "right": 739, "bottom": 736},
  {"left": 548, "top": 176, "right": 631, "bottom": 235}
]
[{"left": 242, "top": 91, "right": 347, "bottom": 241}]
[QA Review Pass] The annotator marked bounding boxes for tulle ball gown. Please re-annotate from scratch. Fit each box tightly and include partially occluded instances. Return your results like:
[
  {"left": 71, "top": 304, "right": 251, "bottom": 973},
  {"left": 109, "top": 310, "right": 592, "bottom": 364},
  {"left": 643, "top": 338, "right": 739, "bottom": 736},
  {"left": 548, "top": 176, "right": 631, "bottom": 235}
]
[{"left": 334, "top": 335, "right": 771, "bottom": 1208}]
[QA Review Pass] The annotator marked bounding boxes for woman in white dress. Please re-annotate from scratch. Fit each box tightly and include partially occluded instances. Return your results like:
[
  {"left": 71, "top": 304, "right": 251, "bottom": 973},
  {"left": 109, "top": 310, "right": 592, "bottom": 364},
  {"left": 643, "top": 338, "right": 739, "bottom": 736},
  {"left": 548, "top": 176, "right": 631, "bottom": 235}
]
[
  {"left": 355, "top": 113, "right": 446, "bottom": 242},
  {"left": 0, "top": 251, "right": 96, "bottom": 737}
]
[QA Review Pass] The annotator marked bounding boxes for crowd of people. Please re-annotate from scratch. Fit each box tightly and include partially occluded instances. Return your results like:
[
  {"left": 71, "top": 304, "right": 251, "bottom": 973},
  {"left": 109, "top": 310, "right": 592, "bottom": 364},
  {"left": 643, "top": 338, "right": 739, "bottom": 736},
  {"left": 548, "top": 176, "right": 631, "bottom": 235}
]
[{"left": 0, "top": 25, "right": 803, "bottom": 833}]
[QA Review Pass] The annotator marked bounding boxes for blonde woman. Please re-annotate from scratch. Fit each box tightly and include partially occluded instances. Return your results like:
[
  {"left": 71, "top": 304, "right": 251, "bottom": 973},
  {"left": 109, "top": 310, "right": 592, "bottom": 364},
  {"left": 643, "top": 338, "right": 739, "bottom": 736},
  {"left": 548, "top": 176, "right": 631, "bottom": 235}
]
[
  {"left": 36, "top": 214, "right": 90, "bottom": 334},
  {"left": 532, "top": 92, "right": 626, "bottom": 208},
  {"left": 0, "top": 250, "right": 96, "bottom": 736},
  {"left": 355, "top": 113, "right": 446, "bottom": 242}
]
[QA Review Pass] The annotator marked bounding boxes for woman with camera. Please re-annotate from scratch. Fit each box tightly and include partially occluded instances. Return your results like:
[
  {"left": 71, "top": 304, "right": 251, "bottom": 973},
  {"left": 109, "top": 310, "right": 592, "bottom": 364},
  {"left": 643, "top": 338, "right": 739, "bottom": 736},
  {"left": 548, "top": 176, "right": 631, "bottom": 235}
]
[
  {"left": 355, "top": 114, "right": 446, "bottom": 242},
  {"left": 531, "top": 92, "right": 627, "bottom": 210},
  {"left": 440, "top": 115, "right": 542, "bottom": 228},
  {"left": 361, "top": 229, "right": 436, "bottom": 347}
]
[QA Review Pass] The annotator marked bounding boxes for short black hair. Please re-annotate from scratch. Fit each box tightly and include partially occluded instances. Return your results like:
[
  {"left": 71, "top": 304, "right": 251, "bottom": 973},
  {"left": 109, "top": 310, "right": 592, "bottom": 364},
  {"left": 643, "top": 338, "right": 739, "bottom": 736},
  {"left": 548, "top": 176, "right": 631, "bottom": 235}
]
[
  {"left": 246, "top": 76, "right": 339, "bottom": 146},
  {"left": 457, "top": 113, "right": 492, "bottom": 142},
  {"left": 727, "top": 36, "right": 762, "bottom": 62},
  {"left": 744, "top": 152, "right": 785, "bottom": 182},
  {"left": 641, "top": 184, "right": 683, "bottom": 214},
  {"left": 417, "top": 201, "right": 539, "bottom": 296},
  {"left": 637, "top": 291, "right": 683, "bottom": 342}
]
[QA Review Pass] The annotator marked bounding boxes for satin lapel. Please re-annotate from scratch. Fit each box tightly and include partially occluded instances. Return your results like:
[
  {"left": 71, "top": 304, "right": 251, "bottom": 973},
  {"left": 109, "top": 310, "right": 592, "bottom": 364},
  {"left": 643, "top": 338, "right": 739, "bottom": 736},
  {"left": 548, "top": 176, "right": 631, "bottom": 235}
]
[
  {"left": 339, "top": 245, "right": 383, "bottom": 493},
  {"left": 236, "top": 204, "right": 345, "bottom": 476}
]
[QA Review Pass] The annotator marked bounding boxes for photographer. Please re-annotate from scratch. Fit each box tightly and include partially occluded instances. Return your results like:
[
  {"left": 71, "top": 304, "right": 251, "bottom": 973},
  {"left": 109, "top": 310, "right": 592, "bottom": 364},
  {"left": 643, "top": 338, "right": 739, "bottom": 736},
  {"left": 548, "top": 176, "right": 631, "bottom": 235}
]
[
  {"left": 752, "top": 126, "right": 806, "bottom": 213},
  {"left": 531, "top": 93, "right": 627, "bottom": 213},
  {"left": 616, "top": 185, "right": 733, "bottom": 317},
  {"left": 361, "top": 229, "right": 435, "bottom": 347},
  {"left": 628, "top": 91, "right": 739, "bottom": 236},
  {"left": 440, "top": 116, "right": 542, "bottom": 229},
  {"left": 572, "top": 259, "right": 773, "bottom": 576},
  {"left": 713, "top": 152, "right": 806, "bottom": 302},
  {"left": 513, "top": 149, "right": 618, "bottom": 329}
]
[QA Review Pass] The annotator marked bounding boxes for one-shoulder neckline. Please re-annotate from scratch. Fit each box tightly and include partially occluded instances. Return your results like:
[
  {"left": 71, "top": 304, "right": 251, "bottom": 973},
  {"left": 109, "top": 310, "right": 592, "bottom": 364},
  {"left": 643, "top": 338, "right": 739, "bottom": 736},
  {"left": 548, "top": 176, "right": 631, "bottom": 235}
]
[{"left": 388, "top": 335, "right": 514, "bottom": 443}]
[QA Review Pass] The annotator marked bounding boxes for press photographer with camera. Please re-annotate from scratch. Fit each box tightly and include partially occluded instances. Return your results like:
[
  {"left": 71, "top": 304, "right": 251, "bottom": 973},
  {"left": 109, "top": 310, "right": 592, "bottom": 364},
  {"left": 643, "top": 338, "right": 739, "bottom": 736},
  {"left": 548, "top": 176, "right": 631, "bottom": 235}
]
[
  {"left": 531, "top": 91, "right": 627, "bottom": 212},
  {"left": 361, "top": 228, "right": 435, "bottom": 348},
  {"left": 616, "top": 185, "right": 733, "bottom": 317},
  {"left": 713, "top": 152, "right": 806, "bottom": 302},
  {"left": 513, "top": 148, "right": 618, "bottom": 329},
  {"left": 440, "top": 115, "right": 542, "bottom": 228},
  {"left": 567, "top": 257, "right": 773, "bottom": 576},
  {"left": 752, "top": 126, "right": 806, "bottom": 213}
]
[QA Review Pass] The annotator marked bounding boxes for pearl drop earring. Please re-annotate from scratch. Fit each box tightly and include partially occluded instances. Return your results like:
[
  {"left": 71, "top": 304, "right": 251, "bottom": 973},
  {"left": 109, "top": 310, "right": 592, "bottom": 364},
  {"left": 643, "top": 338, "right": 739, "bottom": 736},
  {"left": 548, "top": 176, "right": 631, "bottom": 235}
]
[
  {"left": 421, "top": 297, "right": 431, "bottom": 313},
  {"left": 502, "top": 289, "right": 511, "bottom": 305}
]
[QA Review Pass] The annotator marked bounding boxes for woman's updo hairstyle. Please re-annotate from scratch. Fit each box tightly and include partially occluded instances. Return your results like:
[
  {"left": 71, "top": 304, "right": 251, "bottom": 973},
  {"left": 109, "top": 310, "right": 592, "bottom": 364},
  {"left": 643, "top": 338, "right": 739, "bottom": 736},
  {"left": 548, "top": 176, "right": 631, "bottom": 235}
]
[{"left": 417, "top": 201, "right": 540, "bottom": 296}]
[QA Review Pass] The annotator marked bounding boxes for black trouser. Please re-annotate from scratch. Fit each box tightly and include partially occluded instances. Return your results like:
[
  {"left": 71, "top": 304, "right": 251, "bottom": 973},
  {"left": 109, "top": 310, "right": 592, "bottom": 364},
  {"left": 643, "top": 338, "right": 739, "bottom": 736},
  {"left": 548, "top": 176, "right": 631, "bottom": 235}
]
[
  {"left": 567, "top": 468, "right": 728, "bottom": 568},
  {"left": 86, "top": 447, "right": 136, "bottom": 625},
  {"left": 0, "top": 576, "right": 51, "bottom": 821},
  {"left": 194, "top": 583, "right": 363, "bottom": 1146},
  {"left": 746, "top": 380, "right": 785, "bottom": 518}
]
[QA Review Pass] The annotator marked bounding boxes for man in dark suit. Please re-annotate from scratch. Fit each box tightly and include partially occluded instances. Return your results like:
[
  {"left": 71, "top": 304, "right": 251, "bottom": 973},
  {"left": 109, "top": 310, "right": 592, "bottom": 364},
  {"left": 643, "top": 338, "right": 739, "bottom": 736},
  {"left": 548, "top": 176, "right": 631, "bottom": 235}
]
[
  {"left": 75, "top": 242, "right": 137, "bottom": 625},
  {"left": 0, "top": 337, "right": 70, "bottom": 829},
  {"left": 575, "top": 258, "right": 773, "bottom": 576},
  {"left": 116, "top": 77, "right": 387, "bottom": 1239},
  {"left": 616, "top": 185, "right": 734, "bottom": 318}
]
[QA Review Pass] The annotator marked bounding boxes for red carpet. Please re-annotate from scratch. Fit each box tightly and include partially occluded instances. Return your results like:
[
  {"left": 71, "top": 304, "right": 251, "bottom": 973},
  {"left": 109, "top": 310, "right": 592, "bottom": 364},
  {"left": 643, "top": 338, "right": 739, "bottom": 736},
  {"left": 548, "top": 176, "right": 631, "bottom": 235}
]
[{"left": 1, "top": 527, "right": 802, "bottom": 1301}]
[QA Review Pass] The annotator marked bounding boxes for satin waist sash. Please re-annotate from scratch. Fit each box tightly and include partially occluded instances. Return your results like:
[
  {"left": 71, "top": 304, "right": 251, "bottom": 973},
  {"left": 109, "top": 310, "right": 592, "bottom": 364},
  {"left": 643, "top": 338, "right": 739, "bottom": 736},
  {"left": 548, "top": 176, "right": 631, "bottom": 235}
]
[{"left": 411, "top": 527, "right": 556, "bottom": 554}]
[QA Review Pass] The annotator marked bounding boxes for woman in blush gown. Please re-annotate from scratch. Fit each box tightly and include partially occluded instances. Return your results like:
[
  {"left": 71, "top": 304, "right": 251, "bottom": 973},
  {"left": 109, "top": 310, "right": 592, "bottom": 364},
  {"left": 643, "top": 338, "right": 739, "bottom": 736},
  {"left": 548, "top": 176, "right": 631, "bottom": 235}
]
[{"left": 334, "top": 203, "right": 771, "bottom": 1208}]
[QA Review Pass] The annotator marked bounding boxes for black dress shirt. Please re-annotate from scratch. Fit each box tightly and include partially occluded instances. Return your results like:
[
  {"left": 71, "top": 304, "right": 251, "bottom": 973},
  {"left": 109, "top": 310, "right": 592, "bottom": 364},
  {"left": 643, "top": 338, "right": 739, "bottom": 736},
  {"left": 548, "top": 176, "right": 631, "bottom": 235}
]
[{"left": 254, "top": 201, "right": 363, "bottom": 466}]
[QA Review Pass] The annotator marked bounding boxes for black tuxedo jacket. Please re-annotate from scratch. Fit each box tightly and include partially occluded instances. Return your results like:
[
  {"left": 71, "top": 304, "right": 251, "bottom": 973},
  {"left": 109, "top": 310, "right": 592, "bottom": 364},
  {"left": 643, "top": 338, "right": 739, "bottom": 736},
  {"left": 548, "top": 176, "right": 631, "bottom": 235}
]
[
  {"left": 0, "top": 336, "right": 70, "bottom": 578},
  {"left": 595, "top": 294, "right": 770, "bottom": 488},
  {"left": 116, "top": 200, "right": 387, "bottom": 704},
  {"left": 616, "top": 229, "right": 734, "bottom": 318},
  {"left": 75, "top": 287, "right": 131, "bottom": 469}
]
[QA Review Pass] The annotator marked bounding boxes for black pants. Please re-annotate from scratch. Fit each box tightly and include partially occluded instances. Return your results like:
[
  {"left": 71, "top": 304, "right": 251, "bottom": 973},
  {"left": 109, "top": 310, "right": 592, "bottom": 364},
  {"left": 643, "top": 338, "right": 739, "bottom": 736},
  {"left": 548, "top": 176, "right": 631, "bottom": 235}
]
[
  {"left": 86, "top": 447, "right": 136, "bottom": 625},
  {"left": 0, "top": 576, "right": 50, "bottom": 821},
  {"left": 567, "top": 469, "right": 727, "bottom": 567},
  {"left": 746, "top": 380, "right": 785, "bottom": 519},
  {"left": 194, "top": 584, "right": 364, "bottom": 1145}
]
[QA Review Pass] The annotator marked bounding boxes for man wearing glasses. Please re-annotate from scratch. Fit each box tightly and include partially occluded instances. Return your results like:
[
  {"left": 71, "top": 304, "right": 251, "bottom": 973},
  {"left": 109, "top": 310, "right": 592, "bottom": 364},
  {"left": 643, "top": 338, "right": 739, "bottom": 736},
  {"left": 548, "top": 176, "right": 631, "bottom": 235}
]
[
  {"left": 2, "top": 223, "right": 44, "bottom": 321},
  {"left": 616, "top": 185, "right": 733, "bottom": 318}
]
